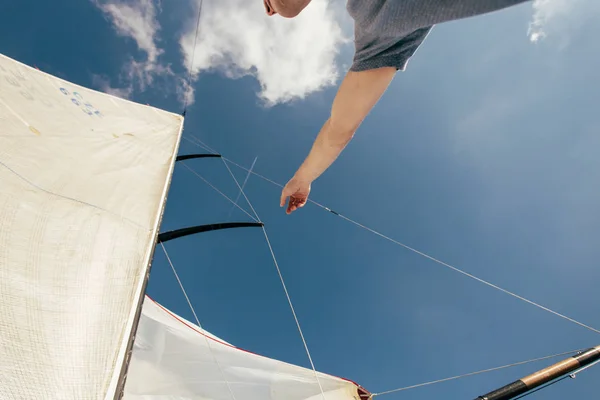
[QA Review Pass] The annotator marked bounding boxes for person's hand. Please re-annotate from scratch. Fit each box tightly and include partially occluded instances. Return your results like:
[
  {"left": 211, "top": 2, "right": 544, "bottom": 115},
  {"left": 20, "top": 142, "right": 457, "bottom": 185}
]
[{"left": 280, "top": 176, "right": 311, "bottom": 214}]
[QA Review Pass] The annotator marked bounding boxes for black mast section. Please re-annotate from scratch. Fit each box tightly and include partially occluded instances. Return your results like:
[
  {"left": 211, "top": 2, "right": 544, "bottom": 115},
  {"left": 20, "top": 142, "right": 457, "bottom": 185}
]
[
  {"left": 158, "top": 222, "right": 263, "bottom": 243},
  {"left": 176, "top": 153, "right": 221, "bottom": 161},
  {"left": 475, "top": 345, "right": 600, "bottom": 400}
]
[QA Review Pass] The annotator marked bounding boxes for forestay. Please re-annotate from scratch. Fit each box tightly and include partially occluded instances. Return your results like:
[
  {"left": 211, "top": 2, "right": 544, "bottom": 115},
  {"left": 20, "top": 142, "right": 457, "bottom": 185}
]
[
  {"left": 124, "top": 297, "right": 370, "bottom": 400},
  {"left": 0, "top": 53, "right": 183, "bottom": 399}
]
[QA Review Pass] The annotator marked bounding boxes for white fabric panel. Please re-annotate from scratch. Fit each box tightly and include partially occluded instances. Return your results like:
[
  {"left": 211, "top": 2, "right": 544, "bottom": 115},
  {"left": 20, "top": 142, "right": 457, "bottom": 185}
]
[
  {"left": 124, "top": 297, "right": 368, "bottom": 400},
  {"left": 0, "top": 53, "right": 183, "bottom": 399}
]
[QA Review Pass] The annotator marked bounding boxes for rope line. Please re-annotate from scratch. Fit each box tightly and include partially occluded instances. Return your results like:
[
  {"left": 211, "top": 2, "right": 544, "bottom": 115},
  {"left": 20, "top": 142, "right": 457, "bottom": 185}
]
[
  {"left": 173, "top": 1, "right": 322, "bottom": 396},
  {"left": 334, "top": 212, "right": 600, "bottom": 336},
  {"left": 182, "top": 136, "right": 214, "bottom": 154},
  {"left": 180, "top": 162, "right": 259, "bottom": 223},
  {"left": 184, "top": 134, "right": 600, "bottom": 336},
  {"left": 160, "top": 242, "right": 201, "bottom": 327},
  {"left": 227, "top": 156, "right": 257, "bottom": 220},
  {"left": 182, "top": 0, "right": 204, "bottom": 114},
  {"left": 185, "top": 134, "right": 219, "bottom": 154},
  {"left": 160, "top": 242, "right": 238, "bottom": 400},
  {"left": 220, "top": 158, "right": 327, "bottom": 399},
  {"left": 372, "top": 349, "right": 581, "bottom": 396}
]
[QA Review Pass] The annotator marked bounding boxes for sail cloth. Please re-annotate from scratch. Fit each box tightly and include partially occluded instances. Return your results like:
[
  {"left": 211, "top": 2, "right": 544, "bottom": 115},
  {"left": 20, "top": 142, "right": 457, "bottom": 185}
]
[
  {"left": 124, "top": 297, "right": 370, "bottom": 400},
  {"left": 0, "top": 53, "right": 183, "bottom": 399}
]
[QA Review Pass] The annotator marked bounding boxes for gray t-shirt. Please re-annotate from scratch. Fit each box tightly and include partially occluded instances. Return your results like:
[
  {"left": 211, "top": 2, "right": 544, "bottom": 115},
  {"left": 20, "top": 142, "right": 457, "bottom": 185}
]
[{"left": 347, "top": 0, "right": 530, "bottom": 71}]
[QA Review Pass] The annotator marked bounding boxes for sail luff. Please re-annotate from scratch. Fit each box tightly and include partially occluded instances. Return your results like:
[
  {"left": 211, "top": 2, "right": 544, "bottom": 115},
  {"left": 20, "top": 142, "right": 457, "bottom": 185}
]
[
  {"left": 107, "top": 117, "right": 186, "bottom": 400},
  {"left": 1, "top": 52, "right": 186, "bottom": 399},
  {"left": 475, "top": 345, "right": 600, "bottom": 400}
]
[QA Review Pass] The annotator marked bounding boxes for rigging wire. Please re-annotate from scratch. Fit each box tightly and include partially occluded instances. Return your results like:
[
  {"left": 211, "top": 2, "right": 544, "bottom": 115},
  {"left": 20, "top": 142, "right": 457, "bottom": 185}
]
[
  {"left": 160, "top": 242, "right": 202, "bottom": 327},
  {"left": 182, "top": 136, "right": 214, "bottom": 154},
  {"left": 226, "top": 156, "right": 257, "bottom": 220},
  {"left": 182, "top": 134, "right": 600, "bottom": 337},
  {"left": 178, "top": 134, "right": 600, "bottom": 397},
  {"left": 170, "top": 0, "right": 320, "bottom": 396},
  {"left": 182, "top": 0, "right": 204, "bottom": 115},
  {"left": 160, "top": 242, "right": 238, "bottom": 400},
  {"left": 180, "top": 162, "right": 259, "bottom": 223},
  {"left": 219, "top": 157, "right": 327, "bottom": 399},
  {"left": 176, "top": 149, "right": 599, "bottom": 397},
  {"left": 370, "top": 349, "right": 581, "bottom": 397}
]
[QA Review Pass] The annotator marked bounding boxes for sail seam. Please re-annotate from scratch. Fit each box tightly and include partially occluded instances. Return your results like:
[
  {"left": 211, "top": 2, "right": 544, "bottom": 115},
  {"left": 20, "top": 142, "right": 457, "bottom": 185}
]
[{"left": 0, "top": 159, "right": 146, "bottom": 229}]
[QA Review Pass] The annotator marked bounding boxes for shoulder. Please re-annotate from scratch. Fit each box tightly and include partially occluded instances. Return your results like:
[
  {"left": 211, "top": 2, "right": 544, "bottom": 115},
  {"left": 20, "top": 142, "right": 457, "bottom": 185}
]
[
  {"left": 351, "top": 26, "right": 432, "bottom": 72},
  {"left": 346, "top": 0, "right": 432, "bottom": 72}
]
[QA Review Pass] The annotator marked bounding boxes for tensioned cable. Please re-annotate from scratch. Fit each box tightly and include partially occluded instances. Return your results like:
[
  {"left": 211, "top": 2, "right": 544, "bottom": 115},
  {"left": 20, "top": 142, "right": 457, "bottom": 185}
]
[
  {"left": 178, "top": 141, "right": 325, "bottom": 396},
  {"left": 185, "top": 134, "right": 219, "bottom": 154},
  {"left": 180, "top": 162, "right": 259, "bottom": 223},
  {"left": 183, "top": 134, "right": 600, "bottom": 336},
  {"left": 371, "top": 349, "right": 581, "bottom": 397},
  {"left": 160, "top": 242, "right": 238, "bottom": 400},
  {"left": 226, "top": 157, "right": 257, "bottom": 220},
  {"left": 160, "top": 242, "right": 202, "bottom": 327},
  {"left": 169, "top": 0, "right": 310, "bottom": 400},
  {"left": 182, "top": 0, "right": 204, "bottom": 114},
  {"left": 182, "top": 135, "right": 214, "bottom": 154},
  {"left": 220, "top": 157, "right": 327, "bottom": 399}
]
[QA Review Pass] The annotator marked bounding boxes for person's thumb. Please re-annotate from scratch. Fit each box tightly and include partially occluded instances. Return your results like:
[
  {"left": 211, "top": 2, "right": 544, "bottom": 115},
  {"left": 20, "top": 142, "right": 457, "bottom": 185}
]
[{"left": 280, "top": 186, "right": 291, "bottom": 207}]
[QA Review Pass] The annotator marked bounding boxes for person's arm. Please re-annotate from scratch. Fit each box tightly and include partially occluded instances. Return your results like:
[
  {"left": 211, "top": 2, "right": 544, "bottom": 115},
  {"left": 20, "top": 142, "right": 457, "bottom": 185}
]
[{"left": 280, "top": 66, "right": 397, "bottom": 214}]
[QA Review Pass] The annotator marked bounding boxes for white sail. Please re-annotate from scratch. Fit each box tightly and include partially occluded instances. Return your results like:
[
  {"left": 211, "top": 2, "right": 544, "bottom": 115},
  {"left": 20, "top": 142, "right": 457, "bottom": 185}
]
[
  {"left": 124, "top": 297, "right": 370, "bottom": 400},
  {"left": 0, "top": 52, "right": 369, "bottom": 400},
  {"left": 0, "top": 53, "right": 183, "bottom": 399}
]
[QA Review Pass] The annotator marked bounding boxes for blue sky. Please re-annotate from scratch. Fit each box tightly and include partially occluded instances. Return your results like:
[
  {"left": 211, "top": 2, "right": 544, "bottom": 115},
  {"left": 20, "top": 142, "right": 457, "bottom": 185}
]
[{"left": 1, "top": 0, "right": 599, "bottom": 398}]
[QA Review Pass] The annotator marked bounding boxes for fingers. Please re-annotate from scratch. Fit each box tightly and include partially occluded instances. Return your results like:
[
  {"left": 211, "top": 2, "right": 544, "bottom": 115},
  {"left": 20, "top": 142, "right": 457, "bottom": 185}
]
[
  {"left": 280, "top": 191, "right": 286, "bottom": 208},
  {"left": 280, "top": 185, "right": 293, "bottom": 208},
  {"left": 285, "top": 196, "right": 306, "bottom": 214}
]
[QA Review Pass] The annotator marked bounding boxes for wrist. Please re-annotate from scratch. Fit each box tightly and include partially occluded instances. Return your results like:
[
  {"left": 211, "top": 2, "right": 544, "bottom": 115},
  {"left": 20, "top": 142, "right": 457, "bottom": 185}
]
[{"left": 293, "top": 168, "right": 315, "bottom": 184}]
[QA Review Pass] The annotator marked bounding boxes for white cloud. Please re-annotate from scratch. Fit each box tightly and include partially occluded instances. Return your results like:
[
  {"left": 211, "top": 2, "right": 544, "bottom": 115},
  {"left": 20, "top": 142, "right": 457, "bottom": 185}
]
[
  {"left": 96, "top": 0, "right": 162, "bottom": 62},
  {"left": 94, "top": 0, "right": 172, "bottom": 92},
  {"left": 528, "top": 0, "right": 600, "bottom": 44},
  {"left": 93, "top": 0, "right": 351, "bottom": 106},
  {"left": 180, "top": 0, "right": 350, "bottom": 107}
]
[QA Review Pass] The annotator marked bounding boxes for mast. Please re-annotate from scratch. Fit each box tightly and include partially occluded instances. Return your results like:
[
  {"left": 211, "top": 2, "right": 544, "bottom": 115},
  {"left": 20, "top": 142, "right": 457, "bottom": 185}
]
[
  {"left": 111, "top": 116, "right": 185, "bottom": 400},
  {"left": 475, "top": 345, "right": 600, "bottom": 400},
  {"left": 113, "top": 150, "right": 264, "bottom": 399}
]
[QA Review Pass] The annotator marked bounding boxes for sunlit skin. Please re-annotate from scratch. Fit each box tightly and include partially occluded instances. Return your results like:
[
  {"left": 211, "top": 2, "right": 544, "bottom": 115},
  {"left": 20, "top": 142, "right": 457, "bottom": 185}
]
[
  {"left": 263, "top": 0, "right": 276, "bottom": 16},
  {"left": 265, "top": 0, "right": 397, "bottom": 214}
]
